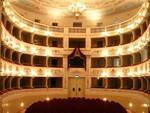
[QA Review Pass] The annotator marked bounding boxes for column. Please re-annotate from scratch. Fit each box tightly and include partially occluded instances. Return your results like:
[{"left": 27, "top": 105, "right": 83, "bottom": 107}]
[
  {"left": 105, "top": 58, "right": 108, "bottom": 67},
  {"left": 120, "top": 56, "right": 123, "bottom": 67},
  {"left": 45, "top": 77, "right": 48, "bottom": 88},
  {"left": 30, "top": 34, "right": 34, "bottom": 44},
  {"left": 132, "top": 31, "right": 136, "bottom": 41},
  {"left": 46, "top": 36, "right": 49, "bottom": 46},
  {"left": 10, "top": 50, "right": 13, "bottom": 62},
  {"left": 119, "top": 34, "right": 123, "bottom": 45},
  {"left": 86, "top": 55, "right": 91, "bottom": 89},
  {"left": 63, "top": 36, "right": 69, "bottom": 49},
  {"left": 132, "top": 55, "right": 135, "bottom": 65},
  {"left": 132, "top": 78, "right": 136, "bottom": 89},
  {"left": 18, "top": 53, "right": 22, "bottom": 64},
  {"left": 86, "top": 28, "right": 91, "bottom": 49},
  {"left": 4, "top": 48, "right": 7, "bottom": 59},
  {"left": 105, "top": 78, "right": 108, "bottom": 88},
  {"left": 86, "top": 37, "right": 90, "bottom": 49},
  {"left": 64, "top": 77, "right": 68, "bottom": 89},
  {"left": 86, "top": 55, "right": 91, "bottom": 75},
  {"left": 3, "top": 77, "right": 7, "bottom": 90},
  {"left": 46, "top": 57, "right": 48, "bottom": 67},
  {"left": 64, "top": 28, "right": 69, "bottom": 49},
  {"left": 63, "top": 55, "right": 68, "bottom": 88},
  {"left": 146, "top": 78, "right": 150, "bottom": 90},
  {"left": 2, "top": 77, "right": 5, "bottom": 90},
  {"left": 86, "top": 77, "right": 91, "bottom": 89},
  {"left": 17, "top": 77, "right": 21, "bottom": 89},
  {"left": 120, "top": 78, "right": 124, "bottom": 89},
  {"left": 19, "top": 30, "right": 22, "bottom": 40},
  {"left": 31, "top": 56, "right": 34, "bottom": 66},
  {"left": 140, "top": 78, "right": 144, "bottom": 90},
  {"left": 143, "top": 78, "right": 147, "bottom": 90},
  {"left": 10, "top": 24, "right": 13, "bottom": 34},
  {"left": 9, "top": 77, "right": 12, "bottom": 89},
  {"left": 105, "top": 37, "right": 108, "bottom": 47},
  {"left": 140, "top": 25, "right": 144, "bottom": 35},
  {"left": 30, "top": 77, "right": 33, "bottom": 88}
]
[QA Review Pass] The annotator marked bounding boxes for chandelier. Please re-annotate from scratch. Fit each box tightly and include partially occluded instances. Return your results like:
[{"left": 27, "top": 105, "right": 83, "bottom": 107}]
[{"left": 69, "top": 0, "right": 86, "bottom": 17}]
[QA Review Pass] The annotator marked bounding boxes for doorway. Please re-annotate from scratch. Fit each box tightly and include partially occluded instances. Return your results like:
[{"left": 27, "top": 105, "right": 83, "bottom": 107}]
[{"left": 68, "top": 77, "right": 85, "bottom": 97}]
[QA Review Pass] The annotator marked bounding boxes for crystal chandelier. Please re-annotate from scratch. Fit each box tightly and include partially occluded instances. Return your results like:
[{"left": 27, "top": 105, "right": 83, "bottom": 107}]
[{"left": 69, "top": 0, "right": 86, "bottom": 17}]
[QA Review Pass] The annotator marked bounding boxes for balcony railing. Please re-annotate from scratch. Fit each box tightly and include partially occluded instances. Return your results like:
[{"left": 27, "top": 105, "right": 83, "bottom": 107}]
[
  {"left": 2, "top": 0, "right": 150, "bottom": 36},
  {"left": 91, "top": 58, "right": 150, "bottom": 78},
  {"left": 1, "top": 56, "right": 150, "bottom": 77},
  {"left": 1, "top": 22, "right": 150, "bottom": 57}
]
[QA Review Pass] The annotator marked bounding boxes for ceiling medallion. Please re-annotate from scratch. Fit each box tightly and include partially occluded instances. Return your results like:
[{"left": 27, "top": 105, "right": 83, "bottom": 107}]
[{"left": 69, "top": 0, "right": 86, "bottom": 18}]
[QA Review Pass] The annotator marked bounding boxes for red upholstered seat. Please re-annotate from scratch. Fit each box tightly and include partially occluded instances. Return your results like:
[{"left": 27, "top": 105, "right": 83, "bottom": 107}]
[{"left": 25, "top": 98, "right": 127, "bottom": 113}]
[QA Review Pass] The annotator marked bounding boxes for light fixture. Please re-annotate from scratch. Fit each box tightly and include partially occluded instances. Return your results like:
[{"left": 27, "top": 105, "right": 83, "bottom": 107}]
[
  {"left": 46, "top": 97, "right": 50, "bottom": 101},
  {"left": 31, "top": 27, "right": 38, "bottom": 33},
  {"left": 31, "top": 70, "right": 37, "bottom": 76},
  {"left": 127, "top": 24, "right": 135, "bottom": 29},
  {"left": 102, "top": 31, "right": 109, "bottom": 36},
  {"left": 20, "top": 23, "right": 27, "bottom": 28},
  {"left": 103, "top": 98, "right": 107, "bottom": 101},
  {"left": 69, "top": 0, "right": 86, "bottom": 18},
  {"left": 45, "top": 31, "right": 52, "bottom": 36},
  {"left": 116, "top": 48, "right": 123, "bottom": 55},
  {"left": 128, "top": 45, "right": 134, "bottom": 52},
  {"left": 116, "top": 70, "right": 123, "bottom": 77},
  {"left": 101, "top": 70, "right": 109, "bottom": 77},
  {"left": 101, "top": 48, "right": 109, "bottom": 56},
  {"left": 129, "top": 102, "right": 133, "bottom": 107},
  {"left": 19, "top": 69, "right": 26, "bottom": 76},
  {"left": 45, "top": 49, "right": 52, "bottom": 56},
  {"left": 3, "top": 103, "right": 9, "bottom": 107},
  {"left": 20, "top": 102, "right": 24, "bottom": 107},
  {"left": 44, "top": 69, "right": 52, "bottom": 77},
  {"left": 128, "top": 70, "right": 133, "bottom": 76},
  {"left": 116, "top": 28, "right": 124, "bottom": 33},
  {"left": 31, "top": 47, "right": 37, "bottom": 54},
  {"left": 142, "top": 103, "right": 149, "bottom": 107},
  {"left": 20, "top": 45, "right": 26, "bottom": 52}
]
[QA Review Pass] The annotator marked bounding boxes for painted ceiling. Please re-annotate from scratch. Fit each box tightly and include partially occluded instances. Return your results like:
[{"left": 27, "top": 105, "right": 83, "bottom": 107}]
[{"left": 9, "top": 0, "right": 143, "bottom": 16}]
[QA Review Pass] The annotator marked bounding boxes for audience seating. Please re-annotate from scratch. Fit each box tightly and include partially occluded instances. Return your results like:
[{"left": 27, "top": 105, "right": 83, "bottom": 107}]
[{"left": 25, "top": 98, "right": 127, "bottom": 113}]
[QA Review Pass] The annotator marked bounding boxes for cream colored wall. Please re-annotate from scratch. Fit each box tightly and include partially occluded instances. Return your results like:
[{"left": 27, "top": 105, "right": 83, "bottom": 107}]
[
  {"left": 86, "top": 89, "right": 150, "bottom": 113},
  {"left": 1, "top": 89, "right": 68, "bottom": 113},
  {"left": 12, "top": 5, "right": 139, "bottom": 27},
  {"left": 1, "top": 89, "right": 150, "bottom": 113}
]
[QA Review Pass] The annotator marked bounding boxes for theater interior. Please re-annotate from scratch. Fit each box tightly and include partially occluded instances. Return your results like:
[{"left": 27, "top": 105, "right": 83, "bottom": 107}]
[{"left": 0, "top": 0, "right": 150, "bottom": 113}]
